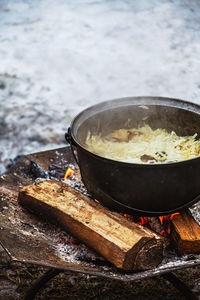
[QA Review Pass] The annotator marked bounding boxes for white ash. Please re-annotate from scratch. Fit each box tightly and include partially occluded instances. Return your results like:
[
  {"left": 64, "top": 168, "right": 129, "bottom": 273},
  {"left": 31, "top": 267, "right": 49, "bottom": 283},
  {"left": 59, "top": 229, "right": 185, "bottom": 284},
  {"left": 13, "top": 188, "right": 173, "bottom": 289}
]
[
  {"left": 55, "top": 244, "right": 81, "bottom": 264},
  {"left": 34, "top": 177, "right": 48, "bottom": 184}
]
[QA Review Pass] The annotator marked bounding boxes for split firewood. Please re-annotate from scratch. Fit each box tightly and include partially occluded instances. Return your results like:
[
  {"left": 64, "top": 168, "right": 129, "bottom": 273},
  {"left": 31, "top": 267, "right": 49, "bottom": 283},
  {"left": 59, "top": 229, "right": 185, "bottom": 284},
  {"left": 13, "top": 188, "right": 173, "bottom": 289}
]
[
  {"left": 18, "top": 180, "right": 165, "bottom": 271},
  {"left": 170, "top": 211, "right": 200, "bottom": 254},
  {"left": 147, "top": 217, "right": 165, "bottom": 235}
]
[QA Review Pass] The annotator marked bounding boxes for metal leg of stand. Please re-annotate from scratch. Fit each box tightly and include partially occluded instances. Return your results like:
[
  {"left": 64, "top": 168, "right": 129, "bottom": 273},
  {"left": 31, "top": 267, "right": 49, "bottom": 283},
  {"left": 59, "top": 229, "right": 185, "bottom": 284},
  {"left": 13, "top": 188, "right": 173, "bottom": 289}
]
[
  {"left": 24, "top": 269, "right": 198, "bottom": 300},
  {"left": 162, "top": 272, "right": 198, "bottom": 300},
  {"left": 24, "top": 268, "right": 62, "bottom": 300}
]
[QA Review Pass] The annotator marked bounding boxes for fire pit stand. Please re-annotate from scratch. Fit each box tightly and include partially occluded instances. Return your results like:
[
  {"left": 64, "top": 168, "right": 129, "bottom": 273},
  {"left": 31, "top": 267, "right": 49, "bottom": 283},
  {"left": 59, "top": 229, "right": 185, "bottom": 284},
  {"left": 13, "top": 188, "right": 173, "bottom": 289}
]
[
  {"left": 0, "top": 147, "right": 199, "bottom": 299},
  {"left": 24, "top": 268, "right": 62, "bottom": 300},
  {"left": 23, "top": 268, "right": 198, "bottom": 300}
]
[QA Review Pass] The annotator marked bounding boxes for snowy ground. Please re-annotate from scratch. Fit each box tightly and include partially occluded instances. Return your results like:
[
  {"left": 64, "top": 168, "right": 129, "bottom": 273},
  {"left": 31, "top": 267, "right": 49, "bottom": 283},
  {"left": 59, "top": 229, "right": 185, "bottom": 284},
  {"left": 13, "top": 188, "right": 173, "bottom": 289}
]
[{"left": 1, "top": 0, "right": 200, "bottom": 174}]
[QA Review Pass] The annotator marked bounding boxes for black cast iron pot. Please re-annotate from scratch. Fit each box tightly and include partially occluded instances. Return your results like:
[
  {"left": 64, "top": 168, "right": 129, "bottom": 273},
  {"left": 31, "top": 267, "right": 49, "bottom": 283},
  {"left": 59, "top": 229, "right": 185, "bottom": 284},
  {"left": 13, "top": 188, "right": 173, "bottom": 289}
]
[{"left": 65, "top": 96, "right": 200, "bottom": 216}]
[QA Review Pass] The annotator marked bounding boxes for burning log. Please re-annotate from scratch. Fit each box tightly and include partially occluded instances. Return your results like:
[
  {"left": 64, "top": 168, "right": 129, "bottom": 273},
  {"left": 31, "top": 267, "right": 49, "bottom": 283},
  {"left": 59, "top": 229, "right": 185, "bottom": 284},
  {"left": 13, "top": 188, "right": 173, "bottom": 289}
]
[
  {"left": 170, "top": 211, "right": 200, "bottom": 254},
  {"left": 18, "top": 180, "right": 164, "bottom": 271}
]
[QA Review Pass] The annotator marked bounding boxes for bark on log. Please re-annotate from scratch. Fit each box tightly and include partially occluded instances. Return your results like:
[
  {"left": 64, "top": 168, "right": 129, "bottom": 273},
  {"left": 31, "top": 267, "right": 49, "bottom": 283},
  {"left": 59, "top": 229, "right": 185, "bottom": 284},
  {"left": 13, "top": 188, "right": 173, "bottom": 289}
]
[
  {"left": 170, "top": 211, "right": 200, "bottom": 254},
  {"left": 18, "top": 180, "right": 164, "bottom": 271}
]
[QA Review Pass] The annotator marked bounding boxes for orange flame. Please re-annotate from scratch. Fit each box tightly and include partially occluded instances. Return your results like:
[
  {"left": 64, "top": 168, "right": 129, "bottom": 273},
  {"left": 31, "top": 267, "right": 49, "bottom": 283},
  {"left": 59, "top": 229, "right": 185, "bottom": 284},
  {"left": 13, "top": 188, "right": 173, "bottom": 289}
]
[
  {"left": 123, "top": 214, "right": 148, "bottom": 225},
  {"left": 158, "top": 213, "right": 180, "bottom": 224},
  {"left": 64, "top": 167, "right": 74, "bottom": 180},
  {"left": 170, "top": 212, "right": 180, "bottom": 220},
  {"left": 159, "top": 216, "right": 164, "bottom": 225},
  {"left": 158, "top": 213, "right": 180, "bottom": 234}
]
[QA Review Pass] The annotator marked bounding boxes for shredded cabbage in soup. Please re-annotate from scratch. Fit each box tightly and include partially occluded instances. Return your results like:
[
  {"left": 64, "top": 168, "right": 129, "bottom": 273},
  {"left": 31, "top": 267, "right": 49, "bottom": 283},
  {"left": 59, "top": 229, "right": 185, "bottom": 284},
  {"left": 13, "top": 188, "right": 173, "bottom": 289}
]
[{"left": 85, "top": 125, "right": 200, "bottom": 164}]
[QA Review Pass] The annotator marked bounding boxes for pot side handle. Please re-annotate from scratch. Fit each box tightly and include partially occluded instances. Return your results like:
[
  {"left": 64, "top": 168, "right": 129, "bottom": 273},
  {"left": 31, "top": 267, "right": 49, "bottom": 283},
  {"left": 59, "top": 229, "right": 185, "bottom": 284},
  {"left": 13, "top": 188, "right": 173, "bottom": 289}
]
[{"left": 65, "top": 127, "right": 80, "bottom": 166}]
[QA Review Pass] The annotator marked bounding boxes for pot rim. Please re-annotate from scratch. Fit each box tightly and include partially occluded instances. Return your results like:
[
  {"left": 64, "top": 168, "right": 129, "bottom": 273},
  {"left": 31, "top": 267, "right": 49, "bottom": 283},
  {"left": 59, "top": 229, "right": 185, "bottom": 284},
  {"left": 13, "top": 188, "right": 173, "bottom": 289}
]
[{"left": 70, "top": 96, "right": 200, "bottom": 168}]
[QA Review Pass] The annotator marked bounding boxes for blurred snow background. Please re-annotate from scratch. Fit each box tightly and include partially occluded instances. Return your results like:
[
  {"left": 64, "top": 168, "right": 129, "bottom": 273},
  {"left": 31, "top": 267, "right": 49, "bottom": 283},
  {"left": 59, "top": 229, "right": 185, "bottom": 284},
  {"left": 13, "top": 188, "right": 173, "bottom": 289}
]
[{"left": 1, "top": 0, "right": 200, "bottom": 174}]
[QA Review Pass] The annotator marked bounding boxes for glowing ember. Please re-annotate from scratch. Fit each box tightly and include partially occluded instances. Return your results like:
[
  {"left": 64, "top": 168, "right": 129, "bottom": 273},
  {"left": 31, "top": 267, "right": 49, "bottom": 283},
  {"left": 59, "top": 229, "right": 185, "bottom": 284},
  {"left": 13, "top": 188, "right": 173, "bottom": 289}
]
[
  {"left": 123, "top": 214, "right": 135, "bottom": 222},
  {"left": 67, "top": 237, "right": 79, "bottom": 244},
  {"left": 64, "top": 167, "right": 74, "bottom": 180},
  {"left": 122, "top": 213, "right": 180, "bottom": 237},
  {"left": 123, "top": 214, "right": 149, "bottom": 226},
  {"left": 139, "top": 217, "right": 148, "bottom": 226},
  {"left": 160, "top": 230, "right": 168, "bottom": 237}
]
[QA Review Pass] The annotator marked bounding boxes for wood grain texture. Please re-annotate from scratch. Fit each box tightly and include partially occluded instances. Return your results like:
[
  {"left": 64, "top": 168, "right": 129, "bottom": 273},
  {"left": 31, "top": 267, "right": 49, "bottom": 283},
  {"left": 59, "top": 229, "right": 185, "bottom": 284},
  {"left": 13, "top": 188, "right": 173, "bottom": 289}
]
[
  {"left": 18, "top": 180, "right": 164, "bottom": 271},
  {"left": 171, "top": 212, "right": 200, "bottom": 254}
]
